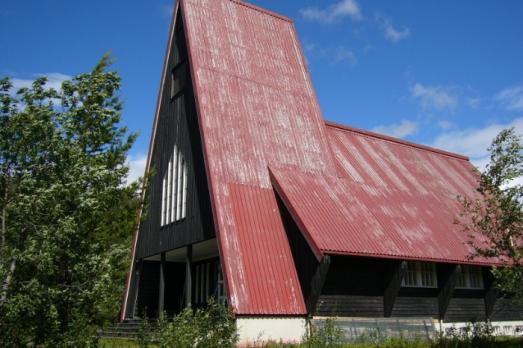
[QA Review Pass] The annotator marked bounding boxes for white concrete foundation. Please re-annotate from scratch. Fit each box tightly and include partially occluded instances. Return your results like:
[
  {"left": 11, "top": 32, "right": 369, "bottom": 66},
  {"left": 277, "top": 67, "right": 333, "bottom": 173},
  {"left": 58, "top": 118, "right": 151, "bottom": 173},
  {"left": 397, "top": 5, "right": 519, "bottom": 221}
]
[{"left": 236, "top": 316, "right": 308, "bottom": 346}]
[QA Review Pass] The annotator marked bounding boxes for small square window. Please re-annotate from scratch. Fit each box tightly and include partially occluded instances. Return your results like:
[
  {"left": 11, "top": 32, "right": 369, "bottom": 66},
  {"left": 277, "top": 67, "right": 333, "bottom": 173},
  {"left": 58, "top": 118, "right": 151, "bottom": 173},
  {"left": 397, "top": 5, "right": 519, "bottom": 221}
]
[
  {"left": 456, "top": 265, "right": 484, "bottom": 289},
  {"left": 402, "top": 261, "right": 437, "bottom": 288}
]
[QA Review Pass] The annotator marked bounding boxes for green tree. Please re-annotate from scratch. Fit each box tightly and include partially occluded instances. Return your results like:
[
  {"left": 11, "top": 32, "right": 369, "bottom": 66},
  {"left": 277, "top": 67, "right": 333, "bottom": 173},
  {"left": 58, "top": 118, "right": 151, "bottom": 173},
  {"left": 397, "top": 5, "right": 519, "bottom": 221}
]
[
  {"left": 458, "top": 128, "right": 523, "bottom": 301},
  {"left": 0, "top": 54, "right": 141, "bottom": 347}
]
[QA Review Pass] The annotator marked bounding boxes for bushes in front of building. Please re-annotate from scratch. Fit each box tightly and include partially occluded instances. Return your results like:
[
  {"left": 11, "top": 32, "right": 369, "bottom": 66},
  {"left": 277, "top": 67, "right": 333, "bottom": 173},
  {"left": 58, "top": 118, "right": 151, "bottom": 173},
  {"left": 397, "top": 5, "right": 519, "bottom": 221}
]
[
  {"left": 126, "top": 309, "right": 521, "bottom": 348},
  {"left": 295, "top": 319, "right": 522, "bottom": 348},
  {"left": 136, "top": 298, "right": 238, "bottom": 348}
]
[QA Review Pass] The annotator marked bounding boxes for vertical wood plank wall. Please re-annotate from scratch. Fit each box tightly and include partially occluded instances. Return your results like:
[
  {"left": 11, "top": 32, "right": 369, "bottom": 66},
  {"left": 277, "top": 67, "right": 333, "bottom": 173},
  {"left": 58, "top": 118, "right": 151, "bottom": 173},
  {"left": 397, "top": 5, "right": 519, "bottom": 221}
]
[{"left": 136, "top": 16, "right": 215, "bottom": 259}]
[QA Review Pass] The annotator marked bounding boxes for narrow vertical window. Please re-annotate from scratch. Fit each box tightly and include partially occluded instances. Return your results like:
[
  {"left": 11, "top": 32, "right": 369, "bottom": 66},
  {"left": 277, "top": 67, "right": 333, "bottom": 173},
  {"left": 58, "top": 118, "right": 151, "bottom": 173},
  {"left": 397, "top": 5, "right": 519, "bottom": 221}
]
[
  {"left": 176, "top": 155, "right": 183, "bottom": 221},
  {"left": 182, "top": 163, "right": 188, "bottom": 219},
  {"left": 166, "top": 156, "right": 172, "bottom": 223},
  {"left": 160, "top": 144, "right": 189, "bottom": 226},
  {"left": 161, "top": 176, "right": 167, "bottom": 226},
  {"left": 171, "top": 145, "right": 178, "bottom": 223}
]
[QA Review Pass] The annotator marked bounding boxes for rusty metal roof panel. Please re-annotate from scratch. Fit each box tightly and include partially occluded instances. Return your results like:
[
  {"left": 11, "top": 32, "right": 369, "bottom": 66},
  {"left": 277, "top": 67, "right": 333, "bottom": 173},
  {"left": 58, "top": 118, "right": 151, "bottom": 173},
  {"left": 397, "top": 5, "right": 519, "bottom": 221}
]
[
  {"left": 176, "top": 0, "right": 491, "bottom": 317},
  {"left": 270, "top": 123, "right": 491, "bottom": 266},
  {"left": 180, "top": 0, "right": 339, "bottom": 315}
]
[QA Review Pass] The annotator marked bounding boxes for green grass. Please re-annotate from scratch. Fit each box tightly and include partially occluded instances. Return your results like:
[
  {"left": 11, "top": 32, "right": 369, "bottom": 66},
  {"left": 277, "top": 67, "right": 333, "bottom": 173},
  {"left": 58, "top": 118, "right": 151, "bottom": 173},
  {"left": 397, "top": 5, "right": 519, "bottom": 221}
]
[{"left": 99, "top": 338, "right": 143, "bottom": 348}]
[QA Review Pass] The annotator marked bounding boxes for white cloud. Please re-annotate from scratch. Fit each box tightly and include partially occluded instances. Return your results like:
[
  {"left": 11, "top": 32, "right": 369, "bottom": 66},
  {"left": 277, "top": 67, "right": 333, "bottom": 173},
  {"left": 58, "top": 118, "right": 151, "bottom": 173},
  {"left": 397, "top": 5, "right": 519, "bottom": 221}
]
[
  {"left": 11, "top": 72, "right": 71, "bottom": 93},
  {"left": 372, "top": 120, "right": 418, "bottom": 138},
  {"left": 495, "top": 85, "right": 523, "bottom": 112},
  {"left": 300, "top": 0, "right": 362, "bottom": 24},
  {"left": 437, "top": 120, "right": 454, "bottom": 130},
  {"left": 334, "top": 46, "right": 357, "bottom": 66},
  {"left": 432, "top": 118, "right": 523, "bottom": 160},
  {"left": 126, "top": 154, "right": 148, "bottom": 185},
  {"left": 376, "top": 14, "right": 410, "bottom": 43},
  {"left": 303, "top": 42, "right": 357, "bottom": 67},
  {"left": 467, "top": 97, "right": 481, "bottom": 109},
  {"left": 411, "top": 83, "right": 458, "bottom": 111},
  {"left": 437, "top": 119, "right": 523, "bottom": 190}
]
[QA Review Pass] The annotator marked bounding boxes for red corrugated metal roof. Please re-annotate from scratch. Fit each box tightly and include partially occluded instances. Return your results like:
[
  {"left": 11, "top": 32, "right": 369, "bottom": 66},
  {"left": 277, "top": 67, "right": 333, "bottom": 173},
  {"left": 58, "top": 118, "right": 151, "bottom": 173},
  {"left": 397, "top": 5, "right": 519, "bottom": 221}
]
[
  {"left": 175, "top": 0, "right": 492, "bottom": 317},
  {"left": 180, "top": 0, "right": 338, "bottom": 315},
  {"left": 270, "top": 123, "right": 492, "bottom": 266}
]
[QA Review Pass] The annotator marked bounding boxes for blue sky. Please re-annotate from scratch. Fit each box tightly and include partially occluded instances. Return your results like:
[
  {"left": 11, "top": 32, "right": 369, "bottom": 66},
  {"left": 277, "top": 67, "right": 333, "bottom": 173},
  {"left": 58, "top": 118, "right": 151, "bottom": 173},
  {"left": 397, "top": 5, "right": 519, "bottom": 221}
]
[{"left": 2, "top": 0, "right": 523, "bottom": 182}]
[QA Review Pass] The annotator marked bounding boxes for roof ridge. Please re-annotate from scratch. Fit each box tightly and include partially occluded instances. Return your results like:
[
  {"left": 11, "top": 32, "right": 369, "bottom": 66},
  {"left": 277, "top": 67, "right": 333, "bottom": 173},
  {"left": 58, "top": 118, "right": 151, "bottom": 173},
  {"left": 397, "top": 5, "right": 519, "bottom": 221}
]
[
  {"left": 227, "top": 0, "right": 293, "bottom": 23},
  {"left": 325, "top": 120, "right": 469, "bottom": 161}
]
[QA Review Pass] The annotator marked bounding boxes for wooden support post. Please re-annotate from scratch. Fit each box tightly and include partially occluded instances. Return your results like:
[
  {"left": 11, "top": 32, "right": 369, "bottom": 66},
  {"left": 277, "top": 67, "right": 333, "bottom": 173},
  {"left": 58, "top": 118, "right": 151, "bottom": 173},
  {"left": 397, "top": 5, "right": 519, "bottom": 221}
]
[
  {"left": 130, "top": 259, "right": 143, "bottom": 318},
  {"left": 384, "top": 261, "right": 407, "bottom": 317},
  {"left": 158, "top": 253, "right": 166, "bottom": 315},
  {"left": 437, "top": 264, "right": 460, "bottom": 320},
  {"left": 307, "top": 255, "right": 331, "bottom": 314},
  {"left": 483, "top": 268, "right": 498, "bottom": 318},
  {"left": 185, "top": 245, "right": 193, "bottom": 308}
]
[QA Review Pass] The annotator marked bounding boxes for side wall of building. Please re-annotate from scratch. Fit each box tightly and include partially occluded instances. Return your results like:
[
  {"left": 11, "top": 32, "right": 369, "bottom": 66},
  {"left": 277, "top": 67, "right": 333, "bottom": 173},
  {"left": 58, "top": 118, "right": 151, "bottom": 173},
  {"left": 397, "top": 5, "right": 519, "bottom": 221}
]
[
  {"left": 314, "top": 256, "right": 523, "bottom": 322},
  {"left": 136, "top": 15, "right": 215, "bottom": 259}
]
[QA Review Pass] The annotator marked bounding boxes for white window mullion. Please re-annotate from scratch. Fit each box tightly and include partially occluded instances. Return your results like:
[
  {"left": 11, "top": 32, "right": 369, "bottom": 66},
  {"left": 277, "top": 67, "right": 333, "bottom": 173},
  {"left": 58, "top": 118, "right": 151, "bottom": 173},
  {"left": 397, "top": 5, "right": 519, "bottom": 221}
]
[
  {"left": 168, "top": 156, "right": 174, "bottom": 224},
  {"left": 161, "top": 176, "right": 167, "bottom": 226},
  {"left": 171, "top": 145, "right": 179, "bottom": 222},
  {"left": 176, "top": 153, "right": 183, "bottom": 221},
  {"left": 182, "top": 160, "right": 188, "bottom": 219}
]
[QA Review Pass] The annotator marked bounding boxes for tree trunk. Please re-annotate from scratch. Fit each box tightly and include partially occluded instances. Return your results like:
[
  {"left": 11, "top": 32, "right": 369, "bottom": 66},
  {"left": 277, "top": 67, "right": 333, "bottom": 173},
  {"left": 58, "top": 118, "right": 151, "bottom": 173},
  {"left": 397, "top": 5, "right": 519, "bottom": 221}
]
[{"left": 0, "top": 259, "right": 16, "bottom": 305}]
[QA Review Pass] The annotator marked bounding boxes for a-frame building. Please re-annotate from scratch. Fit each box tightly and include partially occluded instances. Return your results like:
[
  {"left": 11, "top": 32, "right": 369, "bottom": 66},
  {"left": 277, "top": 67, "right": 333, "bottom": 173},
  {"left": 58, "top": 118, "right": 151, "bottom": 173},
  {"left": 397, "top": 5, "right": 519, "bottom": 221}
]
[{"left": 122, "top": 0, "right": 523, "bottom": 343}]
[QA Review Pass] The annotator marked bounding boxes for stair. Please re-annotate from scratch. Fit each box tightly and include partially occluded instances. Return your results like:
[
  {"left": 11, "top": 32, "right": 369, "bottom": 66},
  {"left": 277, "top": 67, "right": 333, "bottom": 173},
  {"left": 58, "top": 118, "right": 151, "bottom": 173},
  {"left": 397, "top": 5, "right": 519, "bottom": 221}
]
[{"left": 99, "top": 319, "right": 153, "bottom": 340}]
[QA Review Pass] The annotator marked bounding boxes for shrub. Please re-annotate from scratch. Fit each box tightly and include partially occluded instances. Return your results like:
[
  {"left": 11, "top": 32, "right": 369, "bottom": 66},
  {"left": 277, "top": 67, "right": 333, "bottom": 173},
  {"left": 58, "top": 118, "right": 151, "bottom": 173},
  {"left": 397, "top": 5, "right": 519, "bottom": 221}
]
[
  {"left": 139, "top": 298, "right": 237, "bottom": 348},
  {"left": 304, "top": 317, "right": 344, "bottom": 347}
]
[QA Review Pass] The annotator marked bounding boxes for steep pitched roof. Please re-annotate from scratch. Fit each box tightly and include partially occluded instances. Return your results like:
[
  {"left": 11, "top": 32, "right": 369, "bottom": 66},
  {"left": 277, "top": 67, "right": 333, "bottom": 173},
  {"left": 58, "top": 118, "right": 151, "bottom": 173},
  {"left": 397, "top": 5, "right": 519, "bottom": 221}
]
[
  {"left": 271, "top": 122, "right": 491, "bottom": 266},
  {"left": 180, "top": 0, "right": 339, "bottom": 315},
  {"left": 128, "top": 0, "right": 491, "bottom": 317}
]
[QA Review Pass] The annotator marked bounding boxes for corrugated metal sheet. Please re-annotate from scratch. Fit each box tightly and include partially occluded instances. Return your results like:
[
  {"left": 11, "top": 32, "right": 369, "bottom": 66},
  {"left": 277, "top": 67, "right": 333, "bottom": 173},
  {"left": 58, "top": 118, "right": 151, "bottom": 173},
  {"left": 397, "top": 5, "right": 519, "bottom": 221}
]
[
  {"left": 270, "top": 122, "right": 491, "bottom": 266},
  {"left": 171, "top": 0, "right": 492, "bottom": 317},
  {"left": 180, "top": 0, "right": 337, "bottom": 315}
]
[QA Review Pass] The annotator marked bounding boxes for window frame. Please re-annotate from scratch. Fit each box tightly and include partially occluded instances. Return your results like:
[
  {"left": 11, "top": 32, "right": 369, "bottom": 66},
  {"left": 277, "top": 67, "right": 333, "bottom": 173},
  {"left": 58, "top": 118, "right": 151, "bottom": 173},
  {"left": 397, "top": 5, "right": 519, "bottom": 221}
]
[
  {"left": 160, "top": 144, "right": 188, "bottom": 227},
  {"left": 402, "top": 261, "right": 438, "bottom": 288},
  {"left": 170, "top": 59, "right": 188, "bottom": 101},
  {"left": 456, "top": 265, "right": 484, "bottom": 290}
]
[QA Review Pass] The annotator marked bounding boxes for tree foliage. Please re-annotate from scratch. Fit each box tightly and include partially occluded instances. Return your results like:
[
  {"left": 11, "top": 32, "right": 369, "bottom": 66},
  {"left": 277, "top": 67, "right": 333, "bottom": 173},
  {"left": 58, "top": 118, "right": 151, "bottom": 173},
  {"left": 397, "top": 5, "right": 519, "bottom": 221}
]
[
  {"left": 457, "top": 128, "right": 523, "bottom": 300},
  {"left": 0, "top": 54, "right": 141, "bottom": 347}
]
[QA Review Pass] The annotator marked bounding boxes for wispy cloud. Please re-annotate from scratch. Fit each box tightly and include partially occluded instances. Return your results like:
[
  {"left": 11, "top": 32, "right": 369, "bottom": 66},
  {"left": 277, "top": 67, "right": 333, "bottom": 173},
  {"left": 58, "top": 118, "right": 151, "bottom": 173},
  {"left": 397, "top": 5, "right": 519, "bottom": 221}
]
[
  {"left": 373, "top": 120, "right": 418, "bottom": 138},
  {"left": 304, "top": 42, "right": 358, "bottom": 67},
  {"left": 411, "top": 83, "right": 458, "bottom": 111},
  {"left": 334, "top": 46, "right": 357, "bottom": 66},
  {"left": 11, "top": 72, "right": 71, "bottom": 93},
  {"left": 432, "top": 118, "right": 523, "bottom": 168},
  {"left": 376, "top": 14, "right": 410, "bottom": 43},
  {"left": 495, "top": 85, "right": 523, "bottom": 111},
  {"left": 300, "top": 0, "right": 362, "bottom": 24},
  {"left": 437, "top": 120, "right": 454, "bottom": 130},
  {"left": 126, "top": 154, "right": 148, "bottom": 185},
  {"left": 466, "top": 97, "right": 481, "bottom": 109}
]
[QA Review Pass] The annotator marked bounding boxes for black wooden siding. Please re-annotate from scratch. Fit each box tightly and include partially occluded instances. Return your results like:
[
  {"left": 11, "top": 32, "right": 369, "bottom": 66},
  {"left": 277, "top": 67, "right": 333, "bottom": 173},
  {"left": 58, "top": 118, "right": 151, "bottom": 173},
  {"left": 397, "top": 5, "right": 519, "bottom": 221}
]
[
  {"left": 312, "top": 256, "right": 523, "bottom": 321},
  {"left": 136, "top": 15, "right": 215, "bottom": 259},
  {"left": 136, "top": 261, "right": 186, "bottom": 318},
  {"left": 277, "top": 195, "right": 329, "bottom": 313}
]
